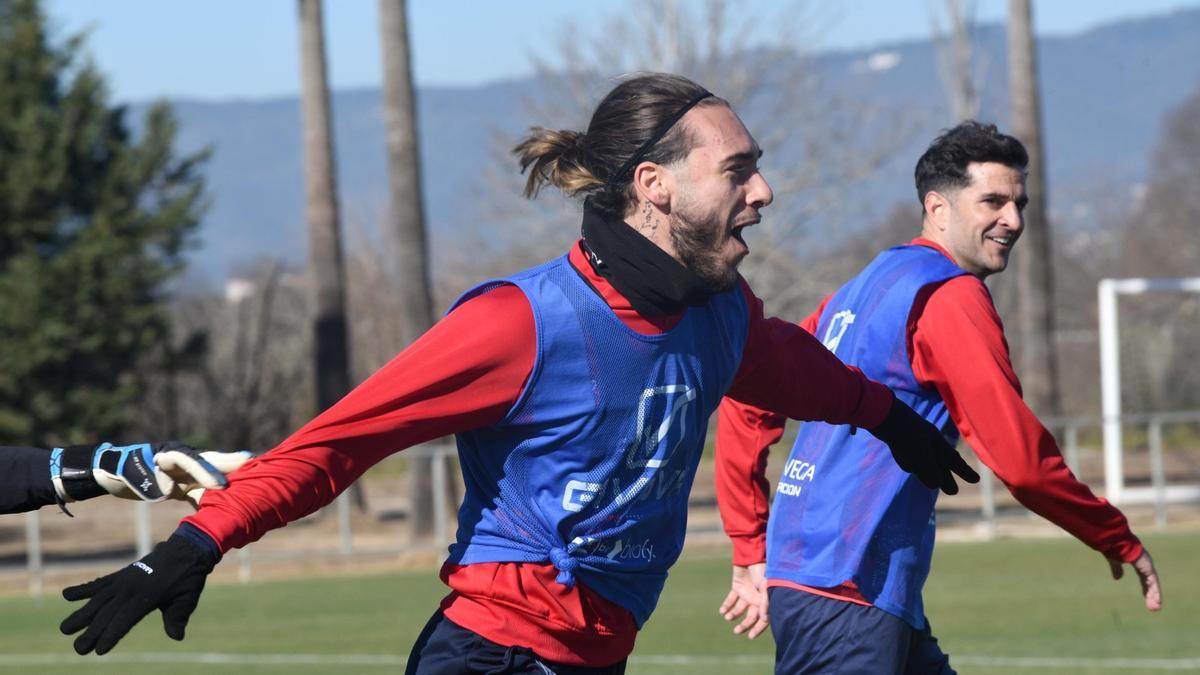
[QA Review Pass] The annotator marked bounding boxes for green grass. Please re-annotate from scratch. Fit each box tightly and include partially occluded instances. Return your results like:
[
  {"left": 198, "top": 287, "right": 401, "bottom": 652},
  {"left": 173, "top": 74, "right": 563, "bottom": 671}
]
[{"left": 0, "top": 530, "right": 1194, "bottom": 674}]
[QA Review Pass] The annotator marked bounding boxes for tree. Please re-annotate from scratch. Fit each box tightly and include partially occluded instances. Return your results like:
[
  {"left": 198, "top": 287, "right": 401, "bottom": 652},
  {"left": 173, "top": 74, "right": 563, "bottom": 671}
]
[
  {"left": 1114, "top": 85, "right": 1200, "bottom": 412},
  {"left": 376, "top": 0, "right": 445, "bottom": 539},
  {"left": 932, "top": 0, "right": 984, "bottom": 121},
  {"left": 455, "top": 0, "right": 911, "bottom": 321},
  {"left": 134, "top": 263, "right": 313, "bottom": 452},
  {"left": 0, "top": 0, "right": 207, "bottom": 445},
  {"left": 1008, "top": 0, "right": 1061, "bottom": 418},
  {"left": 296, "top": 0, "right": 351, "bottom": 423},
  {"left": 297, "top": 0, "right": 368, "bottom": 511},
  {"left": 1123, "top": 86, "right": 1200, "bottom": 280},
  {"left": 377, "top": 0, "right": 434, "bottom": 348}
]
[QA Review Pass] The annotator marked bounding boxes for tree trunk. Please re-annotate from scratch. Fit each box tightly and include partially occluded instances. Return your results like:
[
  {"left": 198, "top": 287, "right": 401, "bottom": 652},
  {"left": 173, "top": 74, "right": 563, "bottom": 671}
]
[
  {"left": 935, "top": 0, "right": 980, "bottom": 121},
  {"left": 377, "top": 0, "right": 442, "bottom": 539},
  {"left": 298, "top": 0, "right": 362, "bottom": 507},
  {"left": 1008, "top": 0, "right": 1061, "bottom": 417}
]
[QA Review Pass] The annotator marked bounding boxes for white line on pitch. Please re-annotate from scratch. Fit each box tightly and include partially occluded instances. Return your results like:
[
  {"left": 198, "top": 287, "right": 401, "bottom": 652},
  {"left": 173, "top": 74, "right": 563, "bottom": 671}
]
[{"left": 953, "top": 655, "right": 1200, "bottom": 670}]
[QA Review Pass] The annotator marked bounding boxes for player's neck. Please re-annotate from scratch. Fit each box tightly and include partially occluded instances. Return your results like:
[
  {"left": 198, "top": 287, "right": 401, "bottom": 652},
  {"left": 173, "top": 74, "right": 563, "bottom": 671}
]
[{"left": 579, "top": 203, "right": 715, "bottom": 316}]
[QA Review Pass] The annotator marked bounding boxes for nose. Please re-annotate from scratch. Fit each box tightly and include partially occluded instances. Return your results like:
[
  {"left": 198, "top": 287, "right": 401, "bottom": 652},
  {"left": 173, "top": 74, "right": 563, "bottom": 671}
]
[
  {"left": 748, "top": 172, "right": 773, "bottom": 209},
  {"left": 1000, "top": 201, "right": 1024, "bottom": 232}
]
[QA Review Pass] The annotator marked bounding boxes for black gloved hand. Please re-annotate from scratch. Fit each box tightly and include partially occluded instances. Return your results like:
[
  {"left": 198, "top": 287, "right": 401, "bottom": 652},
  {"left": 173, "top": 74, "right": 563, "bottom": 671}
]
[
  {"left": 868, "top": 396, "right": 981, "bottom": 495},
  {"left": 60, "top": 534, "right": 215, "bottom": 655}
]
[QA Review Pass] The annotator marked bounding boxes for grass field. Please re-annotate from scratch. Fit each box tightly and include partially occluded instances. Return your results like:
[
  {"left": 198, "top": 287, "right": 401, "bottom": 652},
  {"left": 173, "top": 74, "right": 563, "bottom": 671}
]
[{"left": 0, "top": 530, "right": 1194, "bottom": 674}]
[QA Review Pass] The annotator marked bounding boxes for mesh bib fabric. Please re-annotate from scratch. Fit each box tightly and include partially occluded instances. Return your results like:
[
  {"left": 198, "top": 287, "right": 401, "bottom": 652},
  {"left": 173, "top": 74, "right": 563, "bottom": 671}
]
[
  {"left": 448, "top": 255, "right": 748, "bottom": 626},
  {"left": 765, "top": 245, "right": 968, "bottom": 629}
]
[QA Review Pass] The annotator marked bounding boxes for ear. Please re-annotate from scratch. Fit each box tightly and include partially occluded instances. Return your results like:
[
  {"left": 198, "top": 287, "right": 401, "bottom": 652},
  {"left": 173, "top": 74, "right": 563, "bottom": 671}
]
[
  {"left": 923, "top": 190, "right": 950, "bottom": 231},
  {"left": 631, "top": 161, "right": 672, "bottom": 209}
]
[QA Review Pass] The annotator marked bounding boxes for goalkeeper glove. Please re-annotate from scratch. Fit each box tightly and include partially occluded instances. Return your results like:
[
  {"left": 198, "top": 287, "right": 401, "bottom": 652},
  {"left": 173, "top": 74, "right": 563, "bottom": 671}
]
[
  {"left": 50, "top": 442, "right": 254, "bottom": 511},
  {"left": 868, "top": 396, "right": 981, "bottom": 494},
  {"left": 60, "top": 534, "right": 215, "bottom": 655}
]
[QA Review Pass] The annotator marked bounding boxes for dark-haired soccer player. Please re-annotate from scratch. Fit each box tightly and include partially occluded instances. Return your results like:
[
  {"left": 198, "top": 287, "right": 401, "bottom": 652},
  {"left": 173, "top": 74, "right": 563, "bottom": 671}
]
[{"left": 715, "top": 121, "right": 1161, "bottom": 674}]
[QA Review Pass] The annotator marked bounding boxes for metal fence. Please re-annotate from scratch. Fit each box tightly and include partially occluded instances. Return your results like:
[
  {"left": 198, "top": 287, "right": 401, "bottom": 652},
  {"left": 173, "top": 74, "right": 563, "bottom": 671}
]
[
  {"left": 971, "top": 409, "right": 1200, "bottom": 537},
  {"left": 10, "top": 411, "right": 1200, "bottom": 596},
  {"left": 15, "top": 443, "right": 459, "bottom": 596}
]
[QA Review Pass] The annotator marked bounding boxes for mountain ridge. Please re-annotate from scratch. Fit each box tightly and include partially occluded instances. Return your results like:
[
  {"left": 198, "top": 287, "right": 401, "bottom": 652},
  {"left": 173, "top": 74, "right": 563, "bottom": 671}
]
[{"left": 129, "top": 7, "right": 1200, "bottom": 281}]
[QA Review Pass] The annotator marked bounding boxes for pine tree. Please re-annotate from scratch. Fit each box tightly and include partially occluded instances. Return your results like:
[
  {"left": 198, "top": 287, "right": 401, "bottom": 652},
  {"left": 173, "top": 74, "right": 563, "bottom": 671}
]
[{"left": 0, "top": 0, "right": 207, "bottom": 445}]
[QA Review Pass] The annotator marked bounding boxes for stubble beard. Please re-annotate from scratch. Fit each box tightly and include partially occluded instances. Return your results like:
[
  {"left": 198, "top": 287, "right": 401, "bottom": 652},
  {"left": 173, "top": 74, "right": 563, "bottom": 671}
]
[{"left": 669, "top": 208, "right": 739, "bottom": 293}]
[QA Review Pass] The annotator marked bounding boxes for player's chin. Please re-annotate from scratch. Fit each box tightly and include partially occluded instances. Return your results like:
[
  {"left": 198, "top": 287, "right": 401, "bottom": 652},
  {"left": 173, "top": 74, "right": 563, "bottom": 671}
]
[
  {"left": 982, "top": 251, "right": 1012, "bottom": 276},
  {"left": 724, "top": 242, "right": 748, "bottom": 269},
  {"left": 713, "top": 265, "right": 742, "bottom": 293}
]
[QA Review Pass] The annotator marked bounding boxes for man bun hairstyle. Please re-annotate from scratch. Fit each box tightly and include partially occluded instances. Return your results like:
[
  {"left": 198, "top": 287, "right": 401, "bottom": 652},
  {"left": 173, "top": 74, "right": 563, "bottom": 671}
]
[
  {"left": 515, "top": 128, "right": 602, "bottom": 199},
  {"left": 514, "top": 72, "right": 725, "bottom": 218},
  {"left": 914, "top": 120, "right": 1029, "bottom": 211}
]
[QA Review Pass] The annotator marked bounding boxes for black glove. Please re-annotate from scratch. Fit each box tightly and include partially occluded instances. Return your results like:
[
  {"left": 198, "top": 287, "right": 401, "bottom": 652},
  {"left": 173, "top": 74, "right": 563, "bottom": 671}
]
[
  {"left": 60, "top": 534, "right": 215, "bottom": 655},
  {"left": 868, "top": 396, "right": 981, "bottom": 495}
]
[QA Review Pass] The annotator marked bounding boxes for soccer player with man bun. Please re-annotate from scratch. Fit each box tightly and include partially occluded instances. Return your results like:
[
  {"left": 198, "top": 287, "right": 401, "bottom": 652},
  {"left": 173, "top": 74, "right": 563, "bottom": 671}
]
[{"left": 59, "top": 73, "right": 977, "bottom": 674}]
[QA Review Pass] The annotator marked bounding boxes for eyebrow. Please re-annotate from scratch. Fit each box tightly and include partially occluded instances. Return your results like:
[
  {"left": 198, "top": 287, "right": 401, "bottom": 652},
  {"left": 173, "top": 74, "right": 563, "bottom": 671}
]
[
  {"left": 980, "top": 192, "right": 1029, "bottom": 206},
  {"left": 721, "top": 148, "right": 764, "bottom": 165}
]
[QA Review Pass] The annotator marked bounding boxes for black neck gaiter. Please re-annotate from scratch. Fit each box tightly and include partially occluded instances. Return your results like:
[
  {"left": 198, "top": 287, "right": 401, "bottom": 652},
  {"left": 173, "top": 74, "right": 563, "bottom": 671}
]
[{"left": 579, "top": 203, "right": 716, "bottom": 316}]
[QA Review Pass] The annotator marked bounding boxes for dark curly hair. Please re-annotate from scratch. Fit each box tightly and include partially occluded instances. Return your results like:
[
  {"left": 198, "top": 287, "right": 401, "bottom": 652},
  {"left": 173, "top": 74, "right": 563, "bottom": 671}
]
[{"left": 914, "top": 121, "right": 1028, "bottom": 211}]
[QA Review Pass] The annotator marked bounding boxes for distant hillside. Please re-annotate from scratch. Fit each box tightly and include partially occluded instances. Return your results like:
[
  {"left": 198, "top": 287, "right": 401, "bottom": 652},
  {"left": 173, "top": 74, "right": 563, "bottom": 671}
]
[{"left": 133, "top": 7, "right": 1200, "bottom": 281}]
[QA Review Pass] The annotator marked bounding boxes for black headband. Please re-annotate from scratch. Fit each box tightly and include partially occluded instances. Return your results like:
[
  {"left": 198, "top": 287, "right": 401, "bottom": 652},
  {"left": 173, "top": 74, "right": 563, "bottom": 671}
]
[{"left": 605, "top": 90, "right": 714, "bottom": 191}]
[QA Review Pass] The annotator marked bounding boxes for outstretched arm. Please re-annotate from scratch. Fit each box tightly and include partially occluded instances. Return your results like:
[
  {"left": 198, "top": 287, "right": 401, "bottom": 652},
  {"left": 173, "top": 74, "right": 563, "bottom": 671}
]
[
  {"left": 726, "top": 283, "right": 891, "bottom": 430},
  {"left": 60, "top": 284, "right": 537, "bottom": 654},
  {"left": 916, "top": 277, "right": 1146, "bottom": 558},
  {"left": 0, "top": 446, "right": 58, "bottom": 514},
  {"left": 0, "top": 444, "right": 252, "bottom": 515},
  {"left": 179, "top": 284, "right": 536, "bottom": 553},
  {"left": 913, "top": 275, "right": 1153, "bottom": 605}
]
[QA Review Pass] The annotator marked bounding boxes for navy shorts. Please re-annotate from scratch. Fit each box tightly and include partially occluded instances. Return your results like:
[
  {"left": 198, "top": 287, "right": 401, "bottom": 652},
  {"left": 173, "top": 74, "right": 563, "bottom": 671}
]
[
  {"left": 767, "top": 586, "right": 954, "bottom": 674},
  {"left": 405, "top": 609, "right": 628, "bottom": 675}
]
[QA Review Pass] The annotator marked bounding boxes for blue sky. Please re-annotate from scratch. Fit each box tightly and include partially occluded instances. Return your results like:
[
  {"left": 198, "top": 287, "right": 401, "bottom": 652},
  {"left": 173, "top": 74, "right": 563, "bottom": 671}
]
[{"left": 45, "top": 0, "right": 1200, "bottom": 103}]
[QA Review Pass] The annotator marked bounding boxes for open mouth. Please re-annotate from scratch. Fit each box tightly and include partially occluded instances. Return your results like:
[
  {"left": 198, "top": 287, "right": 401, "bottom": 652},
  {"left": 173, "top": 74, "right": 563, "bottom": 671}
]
[
  {"left": 986, "top": 234, "right": 1014, "bottom": 248},
  {"left": 731, "top": 216, "right": 758, "bottom": 244},
  {"left": 730, "top": 225, "right": 752, "bottom": 254}
]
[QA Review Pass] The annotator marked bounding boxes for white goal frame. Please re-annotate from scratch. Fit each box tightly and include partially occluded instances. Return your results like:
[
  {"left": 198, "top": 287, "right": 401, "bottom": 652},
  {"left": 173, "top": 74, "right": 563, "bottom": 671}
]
[{"left": 1099, "top": 277, "right": 1200, "bottom": 504}]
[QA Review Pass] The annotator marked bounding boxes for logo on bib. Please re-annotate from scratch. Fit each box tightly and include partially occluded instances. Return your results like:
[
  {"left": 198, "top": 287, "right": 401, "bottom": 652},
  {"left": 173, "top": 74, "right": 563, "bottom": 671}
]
[
  {"left": 822, "top": 309, "right": 856, "bottom": 353},
  {"left": 777, "top": 458, "right": 818, "bottom": 497},
  {"left": 560, "top": 385, "right": 696, "bottom": 513}
]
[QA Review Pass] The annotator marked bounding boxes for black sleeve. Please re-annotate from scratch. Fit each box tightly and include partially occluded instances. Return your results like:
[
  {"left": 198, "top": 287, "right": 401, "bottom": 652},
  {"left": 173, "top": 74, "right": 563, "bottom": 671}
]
[{"left": 0, "top": 446, "right": 58, "bottom": 514}]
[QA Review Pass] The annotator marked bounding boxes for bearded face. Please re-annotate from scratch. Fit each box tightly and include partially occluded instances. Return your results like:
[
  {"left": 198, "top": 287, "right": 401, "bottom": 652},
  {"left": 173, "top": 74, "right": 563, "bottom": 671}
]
[
  {"left": 669, "top": 205, "right": 742, "bottom": 293},
  {"left": 653, "top": 104, "right": 770, "bottom": 292}
]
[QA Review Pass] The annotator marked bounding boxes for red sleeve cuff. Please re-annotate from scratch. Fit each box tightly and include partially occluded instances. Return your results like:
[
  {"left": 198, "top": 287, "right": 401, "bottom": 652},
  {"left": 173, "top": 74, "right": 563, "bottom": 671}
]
[
  {"left": 180, "top": 511, "right": 236, "bottom": 554},
  {"left": 1111, "top": 537, "right": 1144, "bottom": 564},
  {"left": 730, "top": 533, "right": 766, "bottom": 567},
  {"left": 858, "top": 380, "right": 894, "bottom": 429}
]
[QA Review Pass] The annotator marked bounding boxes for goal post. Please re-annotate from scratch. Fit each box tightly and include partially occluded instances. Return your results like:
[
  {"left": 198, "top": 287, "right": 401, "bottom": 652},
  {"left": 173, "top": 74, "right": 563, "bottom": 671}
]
[{"left": 1098, "top": 276, "right": 1200, "bottom": 504}]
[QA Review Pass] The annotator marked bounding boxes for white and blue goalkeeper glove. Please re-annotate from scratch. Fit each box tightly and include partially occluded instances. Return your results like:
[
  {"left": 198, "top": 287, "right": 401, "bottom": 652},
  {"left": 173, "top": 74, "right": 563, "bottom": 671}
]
[{"left": 50, "top": 441, "right": 254, "bottom": 511}]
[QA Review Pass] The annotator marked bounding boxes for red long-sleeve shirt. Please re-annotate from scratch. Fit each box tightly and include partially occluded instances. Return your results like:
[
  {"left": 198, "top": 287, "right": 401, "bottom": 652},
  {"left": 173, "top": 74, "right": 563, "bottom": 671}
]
[
  {"left": 183, "top": 241, "right": 892, "bottom": 665},
  {"left": 715, "top": 238, "right": 1143, "bottom": 583}
]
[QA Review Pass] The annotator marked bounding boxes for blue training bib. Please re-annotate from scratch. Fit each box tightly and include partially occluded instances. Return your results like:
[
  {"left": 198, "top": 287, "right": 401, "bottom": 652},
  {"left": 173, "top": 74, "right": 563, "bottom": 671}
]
[
  {"left": 448, "top": 255, "right": 748, "bottom": 626},
  {"left": 766, "top": 245, "right": 968, "bottom": 629}
]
